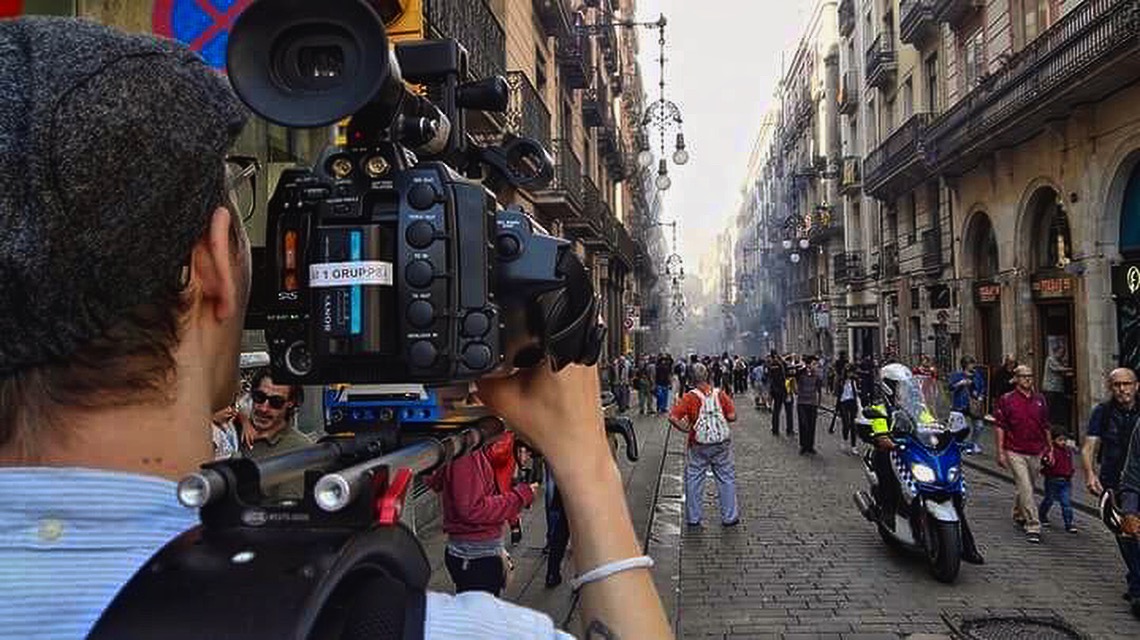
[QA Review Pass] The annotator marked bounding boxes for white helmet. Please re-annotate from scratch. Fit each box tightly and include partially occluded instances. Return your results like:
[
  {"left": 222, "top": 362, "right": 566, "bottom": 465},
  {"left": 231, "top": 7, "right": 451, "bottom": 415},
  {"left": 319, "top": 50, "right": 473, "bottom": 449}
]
[{"left": 879, "top": 363, "right": 913, "bottom": 402}]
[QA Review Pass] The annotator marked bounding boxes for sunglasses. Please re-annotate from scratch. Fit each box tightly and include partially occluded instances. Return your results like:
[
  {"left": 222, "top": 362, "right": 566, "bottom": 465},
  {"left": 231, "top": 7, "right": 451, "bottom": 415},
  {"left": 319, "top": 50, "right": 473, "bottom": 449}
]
[{"left": 251, "top": 389, "right": 289, "bottom": 409}]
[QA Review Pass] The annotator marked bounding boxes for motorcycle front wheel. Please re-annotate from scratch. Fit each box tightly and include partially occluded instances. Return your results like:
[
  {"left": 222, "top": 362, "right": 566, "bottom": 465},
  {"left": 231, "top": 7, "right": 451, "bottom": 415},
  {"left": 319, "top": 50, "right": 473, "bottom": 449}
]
[{"left": 923, "top": 518, "right": 961, "bottom": 583}]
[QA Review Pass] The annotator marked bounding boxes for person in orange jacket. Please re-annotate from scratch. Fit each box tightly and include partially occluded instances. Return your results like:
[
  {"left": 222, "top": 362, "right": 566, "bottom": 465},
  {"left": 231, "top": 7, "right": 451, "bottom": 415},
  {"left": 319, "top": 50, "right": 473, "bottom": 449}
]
[{"left": 487, "top": 431, "right": 523, "bottom": 544}]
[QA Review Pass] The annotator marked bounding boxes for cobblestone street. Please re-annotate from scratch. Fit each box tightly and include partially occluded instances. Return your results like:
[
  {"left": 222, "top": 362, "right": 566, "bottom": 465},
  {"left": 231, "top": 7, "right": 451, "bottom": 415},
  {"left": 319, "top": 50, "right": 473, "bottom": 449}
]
[{"left": 675, "top": 403, "right": 1139, "bottom": 639}]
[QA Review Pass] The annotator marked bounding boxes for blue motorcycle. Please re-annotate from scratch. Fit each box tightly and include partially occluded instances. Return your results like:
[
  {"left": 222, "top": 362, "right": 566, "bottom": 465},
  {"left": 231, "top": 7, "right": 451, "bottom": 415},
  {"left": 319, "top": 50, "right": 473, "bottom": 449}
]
[{"left": 852, "top": 369, "right": 975, "bottom": 583}]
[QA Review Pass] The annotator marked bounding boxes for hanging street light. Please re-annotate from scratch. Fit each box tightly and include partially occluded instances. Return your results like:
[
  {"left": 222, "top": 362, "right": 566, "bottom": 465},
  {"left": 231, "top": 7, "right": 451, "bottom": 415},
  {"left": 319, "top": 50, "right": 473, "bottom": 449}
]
[{"left": 672, "top": 132, "right": 689, "bottom": 165}]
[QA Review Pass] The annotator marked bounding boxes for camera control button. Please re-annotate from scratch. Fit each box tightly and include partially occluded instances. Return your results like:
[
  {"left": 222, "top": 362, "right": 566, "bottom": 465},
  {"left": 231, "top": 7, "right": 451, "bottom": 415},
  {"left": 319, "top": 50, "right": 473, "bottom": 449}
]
[
  {"left": 409, "top": 340, "right": 438, "bottom": 368},
  {"left": 462, "top": 312, "right": 490, "bottom": 337},
  {"left": 303, "top": 187, "right": 330, "bottom": 200},
  {"left": 408, "top": 183, "right": 438, "bottom": 210},
  {"left": 406, "top": 220, "right": 435, "bottom": 248},
  {"left": 462, "top": 343, "right": 493, "bottom": 370},
  {"left": 405, "top": 260, "right": 434, "bottom": 288},
  {"left": 495, "top": 234, "right": 521, "bottom": 259},
  {"left": 407, "top": 300, "right": 435, "bottom": 328}
]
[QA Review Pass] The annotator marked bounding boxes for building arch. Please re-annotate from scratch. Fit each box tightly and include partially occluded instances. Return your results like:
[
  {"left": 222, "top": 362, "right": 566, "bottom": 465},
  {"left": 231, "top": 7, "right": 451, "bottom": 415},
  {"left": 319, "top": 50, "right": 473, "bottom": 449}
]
[{"left": 961, "top": 208, "right": 1000, "bottom": 280}]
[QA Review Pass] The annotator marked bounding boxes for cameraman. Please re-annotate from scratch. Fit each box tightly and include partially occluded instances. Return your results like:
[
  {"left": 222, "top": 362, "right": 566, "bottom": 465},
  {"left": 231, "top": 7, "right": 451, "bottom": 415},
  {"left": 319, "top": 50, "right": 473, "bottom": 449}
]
[{"left": 0, "top": 18, "right": 670, "bottom": 640}]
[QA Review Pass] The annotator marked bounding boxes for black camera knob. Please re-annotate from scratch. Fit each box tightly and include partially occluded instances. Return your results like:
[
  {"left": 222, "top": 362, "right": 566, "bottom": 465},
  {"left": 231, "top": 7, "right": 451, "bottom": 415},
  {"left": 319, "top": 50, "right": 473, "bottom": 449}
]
[
  {"left": 462, "top": 343, "right": 494, "bottom": 370},
  {"left": 406, "top": 220, "right": 435, "bottom": 249},
  {"left": 407, "top": 300, "right": 435, "bottom": 328},
  {"left": 462, "top": 311, "right": 491, "bottom": 337},
  {"left": 405, "top": 260, "right": 434, "bottom": 288},
  {"left": 495, "top": 234, "right": 521, "bottom": 259},
  {"left": 408, "top": 183, "right": 438, "bottom": 211},
  {"left": 409, "top": 340, "right": 438, "bottom": 368}
]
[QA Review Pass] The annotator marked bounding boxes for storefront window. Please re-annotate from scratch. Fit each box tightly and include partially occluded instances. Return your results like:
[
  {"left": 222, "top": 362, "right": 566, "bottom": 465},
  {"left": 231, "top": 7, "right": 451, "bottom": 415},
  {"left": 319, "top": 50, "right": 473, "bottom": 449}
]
[{"left": 1120, "top": 162, "right": 1140, "bottom": 257}]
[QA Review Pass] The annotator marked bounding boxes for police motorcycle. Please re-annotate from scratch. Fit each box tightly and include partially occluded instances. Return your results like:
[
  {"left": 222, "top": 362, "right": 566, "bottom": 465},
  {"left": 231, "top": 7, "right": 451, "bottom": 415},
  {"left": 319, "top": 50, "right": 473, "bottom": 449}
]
[{"left": 852, "top": 364, "right": 978, "bottom": 583}]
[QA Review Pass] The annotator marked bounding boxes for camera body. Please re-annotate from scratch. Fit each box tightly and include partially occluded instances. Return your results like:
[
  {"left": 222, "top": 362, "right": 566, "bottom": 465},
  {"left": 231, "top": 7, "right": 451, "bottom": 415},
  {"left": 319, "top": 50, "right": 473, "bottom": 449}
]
[{"left": 265, "top": 149, "right": 581, "bottom": 384}]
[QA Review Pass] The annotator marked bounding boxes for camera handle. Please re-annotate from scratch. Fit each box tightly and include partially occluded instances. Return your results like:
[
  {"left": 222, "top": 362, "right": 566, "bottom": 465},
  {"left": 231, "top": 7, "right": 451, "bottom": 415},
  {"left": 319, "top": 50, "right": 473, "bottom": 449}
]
[{"left": 90, "top": 420, "right": 506, "bottom": 640}]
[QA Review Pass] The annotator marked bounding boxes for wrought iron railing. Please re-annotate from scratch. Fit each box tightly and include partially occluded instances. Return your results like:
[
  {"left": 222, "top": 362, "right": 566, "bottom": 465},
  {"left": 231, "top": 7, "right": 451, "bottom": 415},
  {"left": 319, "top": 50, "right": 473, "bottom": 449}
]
[
  {"left": 864, "top": 29, "right": 897, "bottom": 88},
  {"left": 533, "top": 0, "right": 573, "bottom": 39},
  {"left": 424, "top": 0, "right": 506, "bottom": 83},
  {"left": 927, "top": 0, "right": 1140, "bottom": 171},
  {"left": 556, "top": 30, "right": 593, "bottom": 90},
  {"left": 505, "top": 71, "right": 551, "bottom": 149},
  {"left": 863, "top": 112, "right": 934, "bottom": 194},
  {"left": 881, "top": 242, "right": 900, "bottom": 279},
  {"left": 582, "top": 70, "right": 607, "bottom": 128},
  {"left": 547, "top": 138, "right": 583, "bottom": 209},
  {"left": 581, "top": 174, "right": 604, "bottom": 233},
  {"left": 900, "top": 0, "right": 937, "bottom": 44},
  {"left": 933, "top": 0, "right": 984, "bottom": 27},
  {"left": 834, "top": 252, "right": 866, "bottom": 284}
]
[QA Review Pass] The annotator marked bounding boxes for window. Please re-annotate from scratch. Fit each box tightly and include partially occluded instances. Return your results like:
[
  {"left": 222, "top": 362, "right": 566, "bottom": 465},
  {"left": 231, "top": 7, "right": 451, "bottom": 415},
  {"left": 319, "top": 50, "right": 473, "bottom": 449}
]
[
  {"left": 535, "top": 48, "right": 548, "bottom": 92},
  {"left": 907, "top": 192, "right": 918, "bottom": 243},
  {"left": 927, "top": 183, "right": 940, "bottom": 228},
  {"left": 1020, "top": 0, "right": 1052, "bottom": 47},
  {"left": 925, "top": 54, "right": 939, "bottom": 113},
  {"left": 910, "top": 316, "right": 923, "bottom": 357},
  {"left": 883, "top": 96, "right": 895, "bottom": 136},
  {"left": 962, "top": 28, "right": 986, "bottom": 90},
  {"left": 901, "top": 78, "right": 913, "bottom": 121},
  {"left": 867, "top": 97, "right": 877, "bottom": 145}
]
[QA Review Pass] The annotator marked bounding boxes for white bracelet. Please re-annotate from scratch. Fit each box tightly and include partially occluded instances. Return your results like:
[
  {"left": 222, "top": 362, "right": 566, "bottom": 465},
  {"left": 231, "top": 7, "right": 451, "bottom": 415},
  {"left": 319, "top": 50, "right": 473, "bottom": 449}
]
[{"left": 569, "top": 555, "right": 655, "bottom": 591}]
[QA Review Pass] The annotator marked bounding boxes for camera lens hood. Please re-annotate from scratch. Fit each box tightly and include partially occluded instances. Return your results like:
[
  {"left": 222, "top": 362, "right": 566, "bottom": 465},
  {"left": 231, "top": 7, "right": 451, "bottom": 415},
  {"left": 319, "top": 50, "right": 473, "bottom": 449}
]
[{"left": 226, "top": 0, "right": 396, "bottom": 128}]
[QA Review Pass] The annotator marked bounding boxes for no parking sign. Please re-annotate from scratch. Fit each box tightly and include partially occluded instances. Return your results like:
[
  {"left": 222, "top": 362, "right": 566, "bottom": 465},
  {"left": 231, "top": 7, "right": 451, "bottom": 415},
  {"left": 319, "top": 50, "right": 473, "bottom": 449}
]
[{"left": 152, "top": 0, "right": 254, "bottom": 71}]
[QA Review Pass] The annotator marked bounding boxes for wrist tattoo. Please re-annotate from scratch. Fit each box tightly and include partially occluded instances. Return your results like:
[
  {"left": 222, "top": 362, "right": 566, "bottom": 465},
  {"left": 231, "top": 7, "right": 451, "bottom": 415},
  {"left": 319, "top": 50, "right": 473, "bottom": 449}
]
[{"left": 585, "top": 620, "right": 619, "bottom": 640}]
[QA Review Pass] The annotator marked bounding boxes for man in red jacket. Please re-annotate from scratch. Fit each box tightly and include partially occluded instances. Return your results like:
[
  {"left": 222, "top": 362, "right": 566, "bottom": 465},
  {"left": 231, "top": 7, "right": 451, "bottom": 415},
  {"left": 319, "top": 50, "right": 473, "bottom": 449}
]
[
  {"left": 427, "top": 442, "right": 538, "bottom": 595},
  {"left": 994, "top": 365, "right": 1053, "bottom": 544}
]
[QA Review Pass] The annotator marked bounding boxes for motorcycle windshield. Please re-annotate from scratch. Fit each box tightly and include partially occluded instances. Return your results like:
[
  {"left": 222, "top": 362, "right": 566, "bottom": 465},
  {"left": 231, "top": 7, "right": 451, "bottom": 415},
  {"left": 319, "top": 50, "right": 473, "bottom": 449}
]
[{"left": 895, "top": 375, "right": 947, "bottom": 427}]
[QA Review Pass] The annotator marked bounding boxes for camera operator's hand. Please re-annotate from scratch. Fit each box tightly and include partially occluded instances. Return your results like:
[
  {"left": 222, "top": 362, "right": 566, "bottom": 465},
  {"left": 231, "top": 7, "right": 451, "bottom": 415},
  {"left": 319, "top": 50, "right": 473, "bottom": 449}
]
[{"left": 477, "top": 363, "right": 673, "bottom": 639}]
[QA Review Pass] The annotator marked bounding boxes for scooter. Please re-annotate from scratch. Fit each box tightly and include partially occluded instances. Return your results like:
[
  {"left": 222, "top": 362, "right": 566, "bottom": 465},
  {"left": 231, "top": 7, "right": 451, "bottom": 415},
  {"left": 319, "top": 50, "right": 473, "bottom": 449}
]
[{"left": 851, "top": 377, "right": 972, "bottom": 583}]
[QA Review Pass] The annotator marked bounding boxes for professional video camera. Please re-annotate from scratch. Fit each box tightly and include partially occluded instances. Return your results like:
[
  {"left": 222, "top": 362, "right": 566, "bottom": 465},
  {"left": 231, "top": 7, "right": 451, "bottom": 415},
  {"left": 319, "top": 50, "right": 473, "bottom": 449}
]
[
  {"left": 231, "top": 0, "right": 604, "bottom": 386},
  {"left": 90, "top": 2, "right": 635, "bottom": 637}
]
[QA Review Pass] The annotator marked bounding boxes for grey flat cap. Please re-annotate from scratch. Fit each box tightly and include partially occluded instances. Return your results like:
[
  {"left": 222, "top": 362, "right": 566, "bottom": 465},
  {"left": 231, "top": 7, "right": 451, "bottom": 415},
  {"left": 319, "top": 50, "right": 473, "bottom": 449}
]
[{"left": 0, "top": 17, "right": 248, "bottom": 373}]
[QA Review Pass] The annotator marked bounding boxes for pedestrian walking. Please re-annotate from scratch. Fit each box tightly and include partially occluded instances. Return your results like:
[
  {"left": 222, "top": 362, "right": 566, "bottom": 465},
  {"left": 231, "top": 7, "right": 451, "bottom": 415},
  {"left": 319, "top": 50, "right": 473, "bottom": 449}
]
[
  {"left": 614, "top": 354, "right": 631, "bottom": 414},
  {"left": 766, "top": 351, "right": 789, "bottom": 435},
  {"left": 635, "top": 357, "right": 654, "bottom": 415},
  {"left": 1082, "top": 367, "right": 1140, "bottom": 607},
  {"left": 669, "top": 363, "right": 739, "bottom": 527},
  {"left": 837, "top": 364, "right": 860, "bottom": 455},
  {"left": 654, "top": 352, "right": 673, "bottom": 413},
  {"left": 991, "top": 354, "right": 1019, "bottom": 405},
  {"left": 857, "top": 354, "right": 876, "bottom": 406},
  {"left": 951, "top": 356, "right": 988, "bottom": 454},
  {"left": 993, "top": 365, "right": 1053, "bottom": 543},
  {"left": 796, "top": 356, "right": 823, "bottom": 455},
  {"left": 1038, "top": 427, "right": 1078, "bottom": 533}
]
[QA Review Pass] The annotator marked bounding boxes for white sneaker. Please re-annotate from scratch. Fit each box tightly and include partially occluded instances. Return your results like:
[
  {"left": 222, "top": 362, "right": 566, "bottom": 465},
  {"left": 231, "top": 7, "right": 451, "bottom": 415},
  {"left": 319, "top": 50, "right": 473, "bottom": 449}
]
[{"left": 850, "top": 446, "right": 859, "bottom": 456}]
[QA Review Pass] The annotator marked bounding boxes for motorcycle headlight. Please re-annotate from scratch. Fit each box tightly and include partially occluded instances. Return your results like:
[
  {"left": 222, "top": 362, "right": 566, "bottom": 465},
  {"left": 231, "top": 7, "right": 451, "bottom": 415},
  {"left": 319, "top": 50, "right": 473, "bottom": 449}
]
[
  {"left": 911, "top": 463, "right": 936, "bottom": 484},
  {"left": 947, "top": 466, "right": 960, "bottom": 482}
]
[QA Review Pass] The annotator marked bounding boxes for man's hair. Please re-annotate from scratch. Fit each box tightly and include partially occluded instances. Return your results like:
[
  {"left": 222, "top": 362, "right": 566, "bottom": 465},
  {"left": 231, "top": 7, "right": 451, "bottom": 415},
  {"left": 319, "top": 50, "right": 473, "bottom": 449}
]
[
  {"left": 251, "top": 369, "right": 304, "bottom": 405},
  {"left": 960, "top": 356, "right": 976, "bottom": 369},
  {"left": 691, "top": 363, "right": 709, "bottom": 384},
  {"left": 0, "top": 19, "right": 248, "bottom": 457}
]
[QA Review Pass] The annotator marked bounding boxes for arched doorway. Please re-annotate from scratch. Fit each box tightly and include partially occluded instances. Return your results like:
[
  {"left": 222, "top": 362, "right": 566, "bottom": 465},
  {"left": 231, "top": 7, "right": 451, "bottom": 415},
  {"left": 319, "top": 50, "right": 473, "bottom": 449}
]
[
  {"left": 963, "top": 212, "right": 1001, "bottom": 372},
  {"left": 1023, "top": 186, "right": 1076, "bottom": 434},
  {"left": 1114, "top": 162, "right": 1140, "bottom": 371}
]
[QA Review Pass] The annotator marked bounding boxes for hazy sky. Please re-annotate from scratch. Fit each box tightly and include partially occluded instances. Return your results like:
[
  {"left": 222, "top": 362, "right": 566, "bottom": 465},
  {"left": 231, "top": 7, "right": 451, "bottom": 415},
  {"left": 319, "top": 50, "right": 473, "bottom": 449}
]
[{"left": 633, "top": 0, "right": 815, "bottom": 274}]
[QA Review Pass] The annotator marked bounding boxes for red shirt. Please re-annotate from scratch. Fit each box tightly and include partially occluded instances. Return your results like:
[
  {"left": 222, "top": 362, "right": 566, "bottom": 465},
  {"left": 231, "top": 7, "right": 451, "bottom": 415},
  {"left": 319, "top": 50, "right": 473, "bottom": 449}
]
[
  {"left": 1042, "top": 441, "right": 1075, "bottom": 479},
  {"left": 994, "top": 389, "right": 1051, "bottom": 455},
  {"left": 670, "top": 384, "right": 735, "bottom": 446},
  {"left": 425, "top": 448, "right": 534, "bottom": 542}
]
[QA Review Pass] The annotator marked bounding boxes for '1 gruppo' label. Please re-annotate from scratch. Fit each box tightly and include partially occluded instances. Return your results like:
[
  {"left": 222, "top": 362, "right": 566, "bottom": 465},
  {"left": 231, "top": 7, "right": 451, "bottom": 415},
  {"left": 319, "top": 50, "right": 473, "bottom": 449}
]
[{"left": 309, "top": 261, "right": 394, "bottom": 288}]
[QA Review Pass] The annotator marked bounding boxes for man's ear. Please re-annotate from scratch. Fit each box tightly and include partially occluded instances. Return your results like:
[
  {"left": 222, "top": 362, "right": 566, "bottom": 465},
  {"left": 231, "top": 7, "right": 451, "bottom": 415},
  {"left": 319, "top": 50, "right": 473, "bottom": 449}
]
[{"left": 192, "top": 206, "right": 242, "bottom": 321}]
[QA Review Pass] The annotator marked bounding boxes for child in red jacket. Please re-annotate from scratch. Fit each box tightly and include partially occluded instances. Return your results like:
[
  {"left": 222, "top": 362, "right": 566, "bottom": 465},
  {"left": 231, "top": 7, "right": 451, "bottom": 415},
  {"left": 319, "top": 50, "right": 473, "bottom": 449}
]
[
  {"left": 427, "top": 444, "right": 537, "bottom": 595},
  {"left": 1039, "top": 427, "right": 1079, "bottom": 534}
]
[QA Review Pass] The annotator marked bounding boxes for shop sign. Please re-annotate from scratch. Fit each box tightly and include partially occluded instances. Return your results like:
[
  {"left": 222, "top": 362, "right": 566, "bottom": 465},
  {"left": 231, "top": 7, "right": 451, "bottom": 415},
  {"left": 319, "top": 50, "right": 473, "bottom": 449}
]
[
  {"left": 847, "top": 304, "right": 879, "bottom": 323},
  {"left": 1031, "top": 273, "right": 1076, "bottom": 300},
  {"left": 1112, "top": 262, "right": 1140, "bottom": 298},
  {"left": 974, "top": 282, "right": 1001, "bottom": 305},
  {"left": 812, "top": 302, "right": 831, "bottom": 329}
]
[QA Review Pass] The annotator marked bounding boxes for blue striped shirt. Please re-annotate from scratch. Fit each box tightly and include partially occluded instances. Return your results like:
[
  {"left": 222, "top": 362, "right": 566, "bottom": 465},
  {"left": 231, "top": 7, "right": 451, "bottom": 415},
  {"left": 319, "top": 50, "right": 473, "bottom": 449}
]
[{"left": 0, "top": 467, "right": 572, "bottom": 639}]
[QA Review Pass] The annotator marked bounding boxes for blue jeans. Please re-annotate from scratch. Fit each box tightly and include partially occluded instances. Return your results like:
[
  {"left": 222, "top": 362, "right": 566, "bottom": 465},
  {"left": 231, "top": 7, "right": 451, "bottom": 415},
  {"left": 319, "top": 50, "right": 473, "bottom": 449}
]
[
  {"left": 684, "top": 441, "right": 739, "bottom": 525},
  {"left": 1118, "top": 489, "right": 1140, "bottom": 597},
  {"left": 655, "top": 384, "right": 670, "bottom": 412},
  {"left": 1038, "top": 476, "right": 1073, "bottom": 528}
]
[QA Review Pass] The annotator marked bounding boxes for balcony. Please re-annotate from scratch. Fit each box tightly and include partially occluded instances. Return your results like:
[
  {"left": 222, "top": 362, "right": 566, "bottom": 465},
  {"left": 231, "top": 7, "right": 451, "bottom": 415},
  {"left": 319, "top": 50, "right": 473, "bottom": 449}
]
[
  {"left": 865, "top": 30, "right": 897, "bottom": 89},
  {"left": 505, "top": 71, "right": 551, "bottom": 149},
  {"left": 556, "top": 31, "right": 593, "bottom": 90},
  {"left": 424, "top": 0, "right": 505, "bottom": 83},
  {"left": 841, "top": 156, "right": 862, "bottom": 195},
  {"left": 533, "top": 138, "right": 583, "bottom": 221},
  {"left": 570, "top": 174, "right": 609, "bottom": 243},
  {"left": 598, "top": 113, "right": 626, "bottom": 181},
  {"left": 933, "top": 0, "right": 984, "bottom": 30},
  {"left": 839, "top": 0, "right": 855, "bottom": 38},
  {"left": 927, "top": 0, "right": 1140, "bottom": 177},
  {"left": 863, "top": 112, "right": 935, "bottom": 200},
  {"left": 533, "top": 0, "right": 573, "bottom": 40},
  {"left": 881, "top": 242, "right": 900, "bottom": 279},
  {"left": 838, "top": 71, "right": 859, "bottom": 115},
  {"left": 922, "top": 228, "right": 942, "bottom": 274},
  {"left": 599, "top": 18, "right": 618, "bottom": 76},
  {"left": 809, "top": 206, "right": 842, "bottom": 243},
  {"left": 900, "top": 0, "right": 939, "bottom": 46},
  {"left": 615, "top": 222, "right": 637, "bottom": 270},
  {"left": 582, "top": 71, "right": 608, "bottom": 128},
  {"left": 834, "top": 252, "right": 867, "bottom": 285}
]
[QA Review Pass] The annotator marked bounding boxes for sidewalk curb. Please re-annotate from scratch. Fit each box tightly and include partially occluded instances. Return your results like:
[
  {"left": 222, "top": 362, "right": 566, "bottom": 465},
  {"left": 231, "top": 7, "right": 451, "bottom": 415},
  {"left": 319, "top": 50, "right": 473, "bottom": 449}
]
[{"left": 960, "top": 456, "right": 1100, "bottom": 518}]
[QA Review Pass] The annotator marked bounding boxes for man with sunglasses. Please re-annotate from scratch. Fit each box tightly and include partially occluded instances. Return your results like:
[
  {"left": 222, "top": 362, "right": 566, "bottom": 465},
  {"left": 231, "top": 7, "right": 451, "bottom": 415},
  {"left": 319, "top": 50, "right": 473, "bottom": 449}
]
[{"left": 241, "top": 370, "right": 312, "bottom": 501}]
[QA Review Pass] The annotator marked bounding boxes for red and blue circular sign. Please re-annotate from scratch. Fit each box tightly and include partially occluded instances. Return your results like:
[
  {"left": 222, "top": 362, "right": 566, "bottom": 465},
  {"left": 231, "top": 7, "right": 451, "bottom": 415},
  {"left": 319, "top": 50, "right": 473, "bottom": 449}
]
[{"left": 153, "top": 0, "right": 254, "bottom": 71}]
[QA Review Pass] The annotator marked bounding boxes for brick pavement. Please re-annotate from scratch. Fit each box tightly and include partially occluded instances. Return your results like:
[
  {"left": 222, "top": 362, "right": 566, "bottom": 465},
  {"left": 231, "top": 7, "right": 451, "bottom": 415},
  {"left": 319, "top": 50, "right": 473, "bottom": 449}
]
[{"left": 675, "top": 402, "right": 1139, "bottom": 639}]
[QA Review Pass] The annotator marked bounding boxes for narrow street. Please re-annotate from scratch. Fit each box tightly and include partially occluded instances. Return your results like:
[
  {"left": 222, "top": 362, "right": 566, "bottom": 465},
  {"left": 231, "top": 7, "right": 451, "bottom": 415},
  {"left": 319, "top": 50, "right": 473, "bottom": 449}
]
[{"left": 675, "top": 402, "right": 1137, "bottom": 639}]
